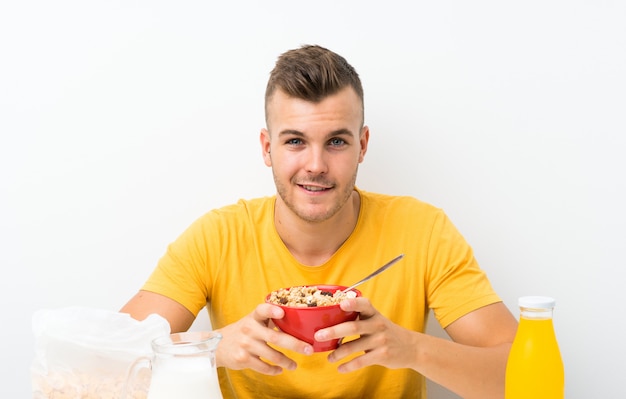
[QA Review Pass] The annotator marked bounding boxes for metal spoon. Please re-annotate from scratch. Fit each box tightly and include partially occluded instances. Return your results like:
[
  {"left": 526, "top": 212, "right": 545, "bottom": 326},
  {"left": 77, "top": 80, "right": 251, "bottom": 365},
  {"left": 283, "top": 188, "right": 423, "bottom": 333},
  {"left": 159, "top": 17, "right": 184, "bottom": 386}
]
[{"left": 342, "top": 254, "right": 405, "bottom": 293}]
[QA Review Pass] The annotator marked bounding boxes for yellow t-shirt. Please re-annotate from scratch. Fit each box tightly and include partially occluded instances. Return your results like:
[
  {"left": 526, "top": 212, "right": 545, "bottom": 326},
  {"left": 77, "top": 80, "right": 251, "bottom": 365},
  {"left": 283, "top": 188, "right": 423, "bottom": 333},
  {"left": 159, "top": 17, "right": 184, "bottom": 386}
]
[{"left": 142, "top": 189, "right": 501, "bottom": 399}]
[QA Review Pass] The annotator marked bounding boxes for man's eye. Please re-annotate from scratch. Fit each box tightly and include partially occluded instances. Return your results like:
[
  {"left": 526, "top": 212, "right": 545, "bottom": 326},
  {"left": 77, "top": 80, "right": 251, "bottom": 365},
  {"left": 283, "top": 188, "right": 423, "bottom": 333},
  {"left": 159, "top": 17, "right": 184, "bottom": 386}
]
[
  {"left": 329, "top": 138, "right": 346, "bottom": 146},
  {"left": 287, "top": 138, "right": 303, "bottom": 145}
]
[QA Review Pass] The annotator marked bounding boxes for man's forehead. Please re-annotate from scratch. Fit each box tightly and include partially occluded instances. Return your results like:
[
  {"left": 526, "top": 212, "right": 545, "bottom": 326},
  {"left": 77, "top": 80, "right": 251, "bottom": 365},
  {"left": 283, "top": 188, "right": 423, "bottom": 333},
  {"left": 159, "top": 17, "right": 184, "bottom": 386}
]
[{"left": 266, "top": 87, "right": 363, "bottom": 129}]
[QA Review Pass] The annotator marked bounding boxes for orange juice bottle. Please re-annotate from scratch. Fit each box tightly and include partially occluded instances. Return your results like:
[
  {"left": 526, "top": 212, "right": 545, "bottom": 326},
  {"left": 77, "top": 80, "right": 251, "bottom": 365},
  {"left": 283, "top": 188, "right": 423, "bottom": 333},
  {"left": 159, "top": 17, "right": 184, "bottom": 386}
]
[{"left": 505, "top": 296, "right": 564, "bottom": 399}]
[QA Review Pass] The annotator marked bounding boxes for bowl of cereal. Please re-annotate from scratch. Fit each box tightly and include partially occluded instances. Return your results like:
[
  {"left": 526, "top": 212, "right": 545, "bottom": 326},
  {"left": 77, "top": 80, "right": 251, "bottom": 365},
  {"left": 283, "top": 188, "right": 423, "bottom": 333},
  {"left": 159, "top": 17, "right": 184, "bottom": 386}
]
[{"left": 265, "top": 284, "right": 361, "bottom": 352}]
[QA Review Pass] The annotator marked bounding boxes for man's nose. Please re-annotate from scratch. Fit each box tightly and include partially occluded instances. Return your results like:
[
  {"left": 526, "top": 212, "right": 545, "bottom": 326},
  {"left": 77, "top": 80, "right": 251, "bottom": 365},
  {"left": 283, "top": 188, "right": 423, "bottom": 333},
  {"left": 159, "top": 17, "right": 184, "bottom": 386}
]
[{"left": 304, "top": 147, "right": 328, "bottom": 174}]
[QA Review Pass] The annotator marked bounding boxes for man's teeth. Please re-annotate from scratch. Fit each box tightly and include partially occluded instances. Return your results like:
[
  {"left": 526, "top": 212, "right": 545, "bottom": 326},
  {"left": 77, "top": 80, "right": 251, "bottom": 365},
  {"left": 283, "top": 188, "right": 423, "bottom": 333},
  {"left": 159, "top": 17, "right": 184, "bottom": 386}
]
[{"left": 303, "top": 185, "right": 327, "bottom": 192}]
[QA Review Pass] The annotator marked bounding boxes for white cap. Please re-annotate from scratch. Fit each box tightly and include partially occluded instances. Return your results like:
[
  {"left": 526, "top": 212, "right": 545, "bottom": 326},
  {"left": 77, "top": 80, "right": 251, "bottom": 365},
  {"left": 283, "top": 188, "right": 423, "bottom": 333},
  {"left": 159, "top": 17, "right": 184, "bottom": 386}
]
[{"left": 518, "top": 296, "right": 556, "bottom": 309}]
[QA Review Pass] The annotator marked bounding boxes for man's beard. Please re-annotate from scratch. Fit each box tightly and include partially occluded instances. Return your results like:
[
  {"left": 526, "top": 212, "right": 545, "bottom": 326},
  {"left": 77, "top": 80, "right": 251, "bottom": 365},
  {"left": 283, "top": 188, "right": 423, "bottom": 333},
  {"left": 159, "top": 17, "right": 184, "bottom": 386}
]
[{"left": 273, "top": 168, "right": 358, "bottom": 224}]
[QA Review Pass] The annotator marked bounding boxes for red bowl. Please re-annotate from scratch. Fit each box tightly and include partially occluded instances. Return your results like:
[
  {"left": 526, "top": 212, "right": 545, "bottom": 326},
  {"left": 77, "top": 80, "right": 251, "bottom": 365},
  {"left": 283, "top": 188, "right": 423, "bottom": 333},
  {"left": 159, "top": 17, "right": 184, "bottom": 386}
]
[{"left": 265, "top": 284, "right": 361, "bottom": 352}]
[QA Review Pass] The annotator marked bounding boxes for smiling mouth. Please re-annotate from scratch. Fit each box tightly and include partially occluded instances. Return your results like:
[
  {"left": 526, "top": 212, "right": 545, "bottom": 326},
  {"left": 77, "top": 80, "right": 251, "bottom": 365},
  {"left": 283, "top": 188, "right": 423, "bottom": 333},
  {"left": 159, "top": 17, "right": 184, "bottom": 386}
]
[{"left": 300, "top": 184, "right": 332, "bottom": 192}]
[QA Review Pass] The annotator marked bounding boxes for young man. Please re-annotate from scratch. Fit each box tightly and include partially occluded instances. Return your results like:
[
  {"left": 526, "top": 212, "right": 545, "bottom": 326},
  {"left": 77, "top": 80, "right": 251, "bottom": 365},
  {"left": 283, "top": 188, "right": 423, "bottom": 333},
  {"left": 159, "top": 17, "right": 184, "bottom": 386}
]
[{"left": 121, "top": 45, "right": 518, "bottom": 399}]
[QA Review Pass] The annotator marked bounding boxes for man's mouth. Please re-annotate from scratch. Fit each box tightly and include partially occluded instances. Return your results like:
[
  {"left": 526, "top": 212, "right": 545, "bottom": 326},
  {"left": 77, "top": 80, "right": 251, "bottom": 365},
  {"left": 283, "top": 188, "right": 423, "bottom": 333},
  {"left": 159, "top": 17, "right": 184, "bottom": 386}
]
[{"left": 300, "top": 184, "right": 331, "bottom": 192}]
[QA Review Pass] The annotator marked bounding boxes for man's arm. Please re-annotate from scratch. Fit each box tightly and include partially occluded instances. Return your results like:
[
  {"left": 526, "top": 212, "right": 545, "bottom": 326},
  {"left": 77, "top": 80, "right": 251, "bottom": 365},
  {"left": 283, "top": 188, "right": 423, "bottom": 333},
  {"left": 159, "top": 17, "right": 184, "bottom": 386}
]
[
  {"left": 418, "top": 302, "right": 517, "bottom": 399},
  {"left": 121, "top": 290, "right": 315, "bottom": 373},
  {"left": 318, "top": 300, "right": 518, "bottom": 399},
  {"left": 120, "top": 290, "right": 197, "bottom": 333}
]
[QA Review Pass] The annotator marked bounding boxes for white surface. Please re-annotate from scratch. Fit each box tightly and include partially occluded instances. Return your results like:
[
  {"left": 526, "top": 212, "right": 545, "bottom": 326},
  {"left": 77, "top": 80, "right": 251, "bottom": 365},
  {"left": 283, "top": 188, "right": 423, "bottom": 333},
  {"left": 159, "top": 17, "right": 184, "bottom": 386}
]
[{"left": 2, "top": 1, "right": 625, "bottom": 398}]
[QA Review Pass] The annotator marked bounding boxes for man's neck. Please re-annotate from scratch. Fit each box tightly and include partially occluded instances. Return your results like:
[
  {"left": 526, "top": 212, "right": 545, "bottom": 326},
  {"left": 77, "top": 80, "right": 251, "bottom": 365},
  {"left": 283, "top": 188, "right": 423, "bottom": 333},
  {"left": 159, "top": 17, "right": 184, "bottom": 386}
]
[{"left": 274, "top": 190, "right": 361, "bottom": 266}]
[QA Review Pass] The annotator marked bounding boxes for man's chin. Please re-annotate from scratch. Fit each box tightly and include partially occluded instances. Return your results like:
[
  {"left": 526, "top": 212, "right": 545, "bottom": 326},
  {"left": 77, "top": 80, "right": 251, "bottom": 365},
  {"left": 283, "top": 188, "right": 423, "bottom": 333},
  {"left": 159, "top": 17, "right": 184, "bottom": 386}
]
[
  {"left": 296, "top": 213, "right": 329, "bottom": 224},
  {"left": 294, "top": 207, "right": 335, "bottom": 224}
]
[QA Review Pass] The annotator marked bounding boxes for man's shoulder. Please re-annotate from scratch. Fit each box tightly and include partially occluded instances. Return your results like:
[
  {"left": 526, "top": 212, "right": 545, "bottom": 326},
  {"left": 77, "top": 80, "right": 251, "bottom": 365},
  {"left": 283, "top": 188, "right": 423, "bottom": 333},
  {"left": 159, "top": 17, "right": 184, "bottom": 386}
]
[
  {"left": 358, "top": 189, "right": 441, "bottom": 213},
  {"left": 193, "top": 196, "right": 275, "bottom": 226},
  {"left": 213, "top": 195, "right": 275, "bottom": 212}
]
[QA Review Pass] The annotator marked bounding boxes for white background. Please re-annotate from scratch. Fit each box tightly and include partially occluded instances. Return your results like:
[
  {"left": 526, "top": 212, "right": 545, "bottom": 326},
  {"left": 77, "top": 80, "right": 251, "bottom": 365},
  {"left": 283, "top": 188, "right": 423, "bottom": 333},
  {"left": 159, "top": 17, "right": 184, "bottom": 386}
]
[{"left": 2, "top": 1, "right": 625, "bottom": 397}]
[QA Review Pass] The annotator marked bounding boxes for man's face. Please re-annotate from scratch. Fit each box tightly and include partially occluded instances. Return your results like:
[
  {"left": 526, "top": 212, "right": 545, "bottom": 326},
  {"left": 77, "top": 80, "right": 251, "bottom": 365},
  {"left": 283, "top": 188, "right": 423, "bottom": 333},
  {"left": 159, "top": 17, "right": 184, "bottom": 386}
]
[{"left": 261, "top": 87, "right": 369, "bottom": 224}]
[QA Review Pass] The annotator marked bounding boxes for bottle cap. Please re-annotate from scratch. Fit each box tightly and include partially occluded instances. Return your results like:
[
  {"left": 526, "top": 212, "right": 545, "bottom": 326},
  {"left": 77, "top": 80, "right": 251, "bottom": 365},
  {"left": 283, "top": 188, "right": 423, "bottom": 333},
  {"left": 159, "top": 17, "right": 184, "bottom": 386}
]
[{"left": 518, "top": 296, "right": 556, "bottom": 309}]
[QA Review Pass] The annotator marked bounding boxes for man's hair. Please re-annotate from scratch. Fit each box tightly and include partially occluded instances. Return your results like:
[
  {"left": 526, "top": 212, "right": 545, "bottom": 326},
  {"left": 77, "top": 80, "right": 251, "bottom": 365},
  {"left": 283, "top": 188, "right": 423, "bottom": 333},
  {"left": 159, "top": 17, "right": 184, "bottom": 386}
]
[{"left": 265, "top": 45, "right": 364, "bottom": 125}]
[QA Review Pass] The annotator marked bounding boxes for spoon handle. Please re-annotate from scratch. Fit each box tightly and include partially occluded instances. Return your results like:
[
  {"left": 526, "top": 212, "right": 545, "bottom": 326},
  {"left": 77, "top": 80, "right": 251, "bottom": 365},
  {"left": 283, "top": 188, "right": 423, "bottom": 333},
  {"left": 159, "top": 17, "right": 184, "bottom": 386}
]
[{"left": 343, "top": 254, "right": 405, "bottom": 293}]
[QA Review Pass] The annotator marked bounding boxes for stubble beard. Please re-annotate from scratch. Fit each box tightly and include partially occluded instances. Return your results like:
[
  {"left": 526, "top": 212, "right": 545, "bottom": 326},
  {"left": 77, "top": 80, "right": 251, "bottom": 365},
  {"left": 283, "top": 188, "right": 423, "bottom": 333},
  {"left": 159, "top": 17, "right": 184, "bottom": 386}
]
[{"left": 273, "top": 168, "right": 359, "bottom": 224}]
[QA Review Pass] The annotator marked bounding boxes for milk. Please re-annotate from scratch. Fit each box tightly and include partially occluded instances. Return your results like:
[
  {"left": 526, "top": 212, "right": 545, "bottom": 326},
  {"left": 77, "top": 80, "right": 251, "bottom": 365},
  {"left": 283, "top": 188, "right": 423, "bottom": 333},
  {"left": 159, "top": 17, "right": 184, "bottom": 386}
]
[{"left": 147, "top": 357, "right": 222, "bottom": 399}]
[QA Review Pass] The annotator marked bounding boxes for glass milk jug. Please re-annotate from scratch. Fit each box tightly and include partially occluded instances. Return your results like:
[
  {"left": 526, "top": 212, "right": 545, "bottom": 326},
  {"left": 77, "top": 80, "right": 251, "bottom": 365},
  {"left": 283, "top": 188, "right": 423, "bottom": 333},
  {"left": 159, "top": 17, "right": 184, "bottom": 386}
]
[
  {"left": 505, "top": 296, "right": 564, "bottom": 399},
  {"left": 124, "top": 331, "right": 223, "bottom": 399}
]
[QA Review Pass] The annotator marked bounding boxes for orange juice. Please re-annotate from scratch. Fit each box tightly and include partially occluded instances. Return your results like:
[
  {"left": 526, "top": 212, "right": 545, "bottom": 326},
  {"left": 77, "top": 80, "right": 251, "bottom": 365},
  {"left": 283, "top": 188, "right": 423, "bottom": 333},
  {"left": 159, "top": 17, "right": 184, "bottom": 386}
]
[{"left": 505, "top": 297, "right": 564, "bottom": 399}]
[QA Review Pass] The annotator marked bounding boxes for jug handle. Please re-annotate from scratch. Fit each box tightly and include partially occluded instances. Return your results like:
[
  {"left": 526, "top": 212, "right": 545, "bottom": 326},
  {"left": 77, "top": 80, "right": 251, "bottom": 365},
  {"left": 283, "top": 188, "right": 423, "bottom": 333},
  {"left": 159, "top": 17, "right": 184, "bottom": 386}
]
[{"left": 121, "top": 355, "right": 152, "bottom": 399}]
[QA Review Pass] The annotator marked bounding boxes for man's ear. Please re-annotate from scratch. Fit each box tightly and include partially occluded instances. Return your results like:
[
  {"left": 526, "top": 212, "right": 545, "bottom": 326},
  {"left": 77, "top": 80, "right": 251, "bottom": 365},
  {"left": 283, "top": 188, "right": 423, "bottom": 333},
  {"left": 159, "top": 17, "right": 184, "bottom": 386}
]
[
  {"left": 358, "top": 125, "right": 370, "bottom": 163},
  {"left": 260, "top": 128, "right": 272, "bottom": 166}
]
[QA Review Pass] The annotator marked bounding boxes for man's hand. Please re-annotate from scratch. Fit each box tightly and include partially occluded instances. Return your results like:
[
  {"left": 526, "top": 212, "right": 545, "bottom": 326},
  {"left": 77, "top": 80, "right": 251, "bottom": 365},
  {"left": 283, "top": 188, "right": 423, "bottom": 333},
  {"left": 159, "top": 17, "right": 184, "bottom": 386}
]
[
  {"left": 315, "top": 297, "right": 517, "bottom": 399},
  {"left": 215, "top": 303, "right": 314, "bottom": 375},
  {"left": 314, "top": 297, "right": 419, "bottom": 372}
]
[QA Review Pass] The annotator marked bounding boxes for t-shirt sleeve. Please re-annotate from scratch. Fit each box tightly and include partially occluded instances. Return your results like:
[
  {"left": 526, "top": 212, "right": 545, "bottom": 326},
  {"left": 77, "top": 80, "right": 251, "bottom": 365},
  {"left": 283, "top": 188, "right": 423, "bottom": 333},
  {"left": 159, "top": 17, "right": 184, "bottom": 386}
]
[
  {"left": 425, "top": 210, "right": 502, "bottom": 328},
  {"left": 141, "top": 213, "right": 216, "bottom": 317}
]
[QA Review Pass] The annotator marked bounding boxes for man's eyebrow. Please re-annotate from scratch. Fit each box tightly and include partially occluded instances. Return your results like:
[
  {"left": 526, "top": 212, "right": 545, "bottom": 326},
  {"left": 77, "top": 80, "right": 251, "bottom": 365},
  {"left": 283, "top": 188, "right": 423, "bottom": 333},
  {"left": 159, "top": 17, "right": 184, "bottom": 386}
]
[
  {"left": 278, "top": 129, "right": 305, "bottom": 137},
  {"left": 278, "top": 129, "right": 355, "bottom": 139}
]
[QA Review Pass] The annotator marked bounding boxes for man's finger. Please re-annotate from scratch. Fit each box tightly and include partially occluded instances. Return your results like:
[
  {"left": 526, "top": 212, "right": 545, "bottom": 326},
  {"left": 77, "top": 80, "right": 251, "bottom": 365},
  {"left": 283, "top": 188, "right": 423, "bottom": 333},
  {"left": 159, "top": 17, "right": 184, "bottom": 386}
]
[{"left": 253, "top": 303, "right": 285, "bottom": 322}]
